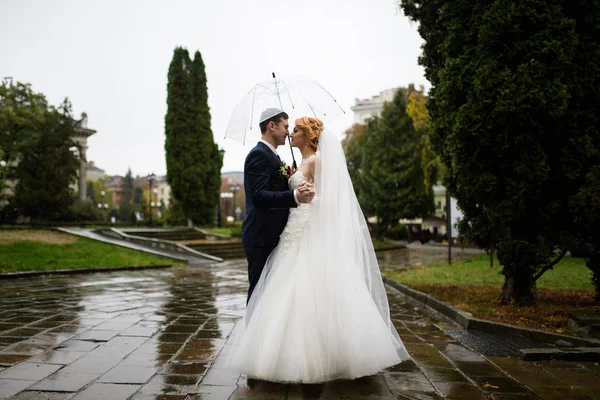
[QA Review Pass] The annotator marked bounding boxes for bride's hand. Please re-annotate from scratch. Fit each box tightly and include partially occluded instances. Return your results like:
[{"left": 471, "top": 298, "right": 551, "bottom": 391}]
[{"left": 297, "top": 181, "right": 314, "bottom": 193}]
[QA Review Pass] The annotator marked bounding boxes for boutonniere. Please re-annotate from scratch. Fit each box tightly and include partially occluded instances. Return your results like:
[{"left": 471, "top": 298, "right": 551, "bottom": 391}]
[{"left": 279, "top": 161, "right": 292, "bottom": 178}]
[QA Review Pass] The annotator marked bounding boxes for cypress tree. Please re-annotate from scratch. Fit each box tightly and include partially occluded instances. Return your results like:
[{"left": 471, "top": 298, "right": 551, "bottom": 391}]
[{"left": 165, "top": 48, "right": 222, "bottom": 226}]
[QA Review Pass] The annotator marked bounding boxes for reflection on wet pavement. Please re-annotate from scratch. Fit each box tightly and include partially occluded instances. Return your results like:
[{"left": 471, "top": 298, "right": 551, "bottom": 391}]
[{"left": 0, "top": 252, "right": 596, "bottom": 399}]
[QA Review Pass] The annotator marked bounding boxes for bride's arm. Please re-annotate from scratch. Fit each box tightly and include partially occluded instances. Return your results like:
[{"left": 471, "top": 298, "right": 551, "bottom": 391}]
[{"left": 308, "top": 155, "right": 318, "bottom": 184}]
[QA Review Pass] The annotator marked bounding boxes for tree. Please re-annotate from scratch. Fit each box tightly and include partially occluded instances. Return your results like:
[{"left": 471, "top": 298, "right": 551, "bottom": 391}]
[
  {"left": 405, "top": 85, "right": 442, "bottom": 191},
  {"left": 12, "top": 99, "right": 80, "bottom": 221},
  {"left": 0, "top": 81, "right": 49, "bottom": 208},
  {"left": 165, "top": 48, "right": 223, "bottom": 226},
  {"left": 119, "top": 168, "right": 134, "bottom": 223},
  {"left": 349, "top": 88, "right": 435, "bottom": 238},
  {"left": 190, "top": 51, "right": 223, "bottom": 225},
  {"left": 401, "top": 0, "right": 600, "bottom": 305},
  {"left": 571, "top": 166, "right": 600, "bottom": 302},
  {"left": 341, "top": 123, "right": 366, "bottom": 148},
  {"left": 133, "top": 186, "right": 144, "bottom": 206}
]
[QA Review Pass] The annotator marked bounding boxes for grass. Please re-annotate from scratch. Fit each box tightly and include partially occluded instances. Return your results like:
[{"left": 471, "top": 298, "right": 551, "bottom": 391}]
[
  {"left": 384, "top": 254, "right": 599, "bottom": 336},
  {"left": 201, "top": 227, "right": 234, "bottom": 237},
  {"left": 387, "top": 254, "right": 594, "bottom": 291},
  {"left": 0, "top": 230, "right": 184, "bottom": 273},
  {"left": 372, "top": 239, "right": 400, "bottom": 251}
]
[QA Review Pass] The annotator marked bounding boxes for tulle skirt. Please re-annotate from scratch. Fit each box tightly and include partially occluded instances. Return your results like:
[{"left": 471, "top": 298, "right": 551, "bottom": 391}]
[{"left": 227, "top": 206, "right": 408, "bottom": 383}]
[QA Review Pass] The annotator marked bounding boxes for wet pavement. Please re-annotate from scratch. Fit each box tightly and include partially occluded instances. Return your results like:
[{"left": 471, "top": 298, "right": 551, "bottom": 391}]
[{"left": 0, "top": 256, "right": 598, "bottom": 399}]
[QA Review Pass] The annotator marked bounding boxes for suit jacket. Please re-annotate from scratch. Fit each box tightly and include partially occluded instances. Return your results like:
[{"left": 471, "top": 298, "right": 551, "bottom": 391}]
[{"left": 242, "top": 142, "right": 297, "bottom": 248}]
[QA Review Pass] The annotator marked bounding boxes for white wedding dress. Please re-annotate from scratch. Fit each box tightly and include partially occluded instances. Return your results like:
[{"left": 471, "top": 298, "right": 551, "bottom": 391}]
[{"left": 228, "top": 132, "right": 409, "bottom": 383}]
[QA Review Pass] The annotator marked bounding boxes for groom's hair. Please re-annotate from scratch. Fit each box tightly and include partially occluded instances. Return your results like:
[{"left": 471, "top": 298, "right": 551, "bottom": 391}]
[{"left": 260, "top": 111, "right": 289, "bottom": 134}]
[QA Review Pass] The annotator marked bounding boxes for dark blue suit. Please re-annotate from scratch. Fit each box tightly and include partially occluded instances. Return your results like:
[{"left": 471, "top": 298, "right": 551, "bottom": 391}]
[{"left": 242, "top": 142, "right": 297, "bottom": 303}]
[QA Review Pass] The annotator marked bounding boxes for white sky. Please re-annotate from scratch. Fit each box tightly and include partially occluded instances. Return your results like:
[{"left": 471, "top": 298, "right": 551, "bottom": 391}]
[{"left": 0, "top": 0, "right": 429, "bottom": 177}]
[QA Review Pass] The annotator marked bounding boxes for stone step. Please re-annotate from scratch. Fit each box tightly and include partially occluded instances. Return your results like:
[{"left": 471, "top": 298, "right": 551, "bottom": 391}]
[{"left": 186, "top": 241, "right": 245, "bottom": 260}]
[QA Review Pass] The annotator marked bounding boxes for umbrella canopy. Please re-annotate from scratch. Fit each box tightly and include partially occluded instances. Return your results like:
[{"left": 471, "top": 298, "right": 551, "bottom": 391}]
[{"left": 225, "top": 75, "right": 345, "bottom": 144}]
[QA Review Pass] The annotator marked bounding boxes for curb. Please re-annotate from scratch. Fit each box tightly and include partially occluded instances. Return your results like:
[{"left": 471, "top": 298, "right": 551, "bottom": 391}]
[
  {"left": 100, "top": 228, "right": 224, "bottom": 262},
  {"left": 383, "top": 276, "right": 600, "bottom": 361},
  {"left": 56, "top": 228, "right": 192, "bottom": 263},
  {"left": 375, "top": 245, "right": 406, "bottom": 252},
  {"left": 0, "top": 264, "right": 174, "bottom": 279}
]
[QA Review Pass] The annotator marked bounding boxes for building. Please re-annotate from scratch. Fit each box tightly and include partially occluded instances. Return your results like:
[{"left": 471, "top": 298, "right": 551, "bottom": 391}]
[
  {"left": 72, "top": 114, "right": 97, "bottom": 200},
  {"left": 85, "top": 161, "right": 106, "bottom": 182},
  {"left": 102, "top": 175, "right": 124, "bottom": 206},
  {"left": 220, "top": 172, "right": 244, "bottom": 221},
  {"left": 350, "top": 88, "right": 400, "bottom": 124}
]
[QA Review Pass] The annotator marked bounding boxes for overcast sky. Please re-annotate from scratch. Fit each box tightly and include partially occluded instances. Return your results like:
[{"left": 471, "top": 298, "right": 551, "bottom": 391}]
[{"left": 0, "top": 0, "right": 428, "bottom": 177}]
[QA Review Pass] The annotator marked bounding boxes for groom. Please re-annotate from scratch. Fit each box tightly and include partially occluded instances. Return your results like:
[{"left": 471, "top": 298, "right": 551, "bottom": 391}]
[{"left": 242, "top": 108, "right": 314, "bottom": 303}]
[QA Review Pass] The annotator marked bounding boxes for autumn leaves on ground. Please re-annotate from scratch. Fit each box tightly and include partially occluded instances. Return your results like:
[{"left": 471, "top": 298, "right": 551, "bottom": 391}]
[{"left": 385, "top": 253, "right": 599, "bottom": 337}]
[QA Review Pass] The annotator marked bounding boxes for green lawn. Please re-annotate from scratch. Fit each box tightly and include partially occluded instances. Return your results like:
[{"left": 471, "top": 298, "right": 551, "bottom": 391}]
[
  {"left": 201, "top": 227, "right": 234, "bottom": 237},
  {"left": 372, "top": 239, "right": 401, "bottom": 251},
  {"left": 385, "top": 254, "right": 594, "bottom": 291},
  {"left": 384, "top": 253, "right": 598, "bottom": 336},
  {"left": 0, "top": 230, "right": 184, "bottom": 273}
]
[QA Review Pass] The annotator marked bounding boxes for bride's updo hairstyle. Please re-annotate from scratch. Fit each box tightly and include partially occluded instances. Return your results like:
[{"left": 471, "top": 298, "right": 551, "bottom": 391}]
[{"left": 295, "top": 117, "right": 324, "bottom": 152}]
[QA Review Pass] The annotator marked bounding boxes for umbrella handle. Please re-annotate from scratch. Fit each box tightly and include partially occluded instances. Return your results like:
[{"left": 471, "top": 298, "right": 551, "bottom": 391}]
[{"left": 287, "top": 136, "right": 297, "bottom": 169}]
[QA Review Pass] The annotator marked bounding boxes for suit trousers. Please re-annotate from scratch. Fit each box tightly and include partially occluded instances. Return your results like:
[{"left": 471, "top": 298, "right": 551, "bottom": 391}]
[{"left": 244, "top": 244, "right": 277, "bottom": 304}]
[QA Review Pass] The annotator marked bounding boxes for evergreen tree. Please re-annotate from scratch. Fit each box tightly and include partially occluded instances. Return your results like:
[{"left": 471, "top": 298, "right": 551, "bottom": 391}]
[
  {"left": 190, "top": 51, "right": 223, "bottom": 225},
  {"left": 350, "top": 88, "right": 434, "bottom": 238},
  {"left": 165, "top": 47, "right": 194, "bottom": 224},
  {"left": 165, "top": 48, "right": 222, "bottom": 226},
  {"left": 133, "top": 186, "right": 144, "bottom": 205},
  {"left": 402, "top": 0, "right": 600, "bottom": 304},
  {"left": 119, "top": 168, "right": 134, "bottom": 223}
]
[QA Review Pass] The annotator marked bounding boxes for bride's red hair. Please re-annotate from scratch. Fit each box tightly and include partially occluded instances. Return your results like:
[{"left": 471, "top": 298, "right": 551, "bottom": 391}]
[{"left": 295, "top": 117, "right": 324, "bottom": 152}]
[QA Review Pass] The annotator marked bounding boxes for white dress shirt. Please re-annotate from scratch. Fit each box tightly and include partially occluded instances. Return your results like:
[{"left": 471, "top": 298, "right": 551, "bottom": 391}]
[{"left": 259, "top": 140, "right": 299, "bottom": 205}]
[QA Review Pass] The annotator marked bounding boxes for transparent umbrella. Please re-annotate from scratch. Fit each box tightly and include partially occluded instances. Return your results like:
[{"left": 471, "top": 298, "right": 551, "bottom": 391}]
[{"left": 225, "top": 74, "right": 345, "bottom": 165}]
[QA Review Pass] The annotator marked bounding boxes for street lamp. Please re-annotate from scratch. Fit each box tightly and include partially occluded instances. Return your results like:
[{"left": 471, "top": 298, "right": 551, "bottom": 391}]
[
  {"left": 220, "top": 192, "right": 233, "bottom": 223},
  {"left": 230, "top": 183, "right": 241, "bottom": 221},
  {"left": 147, "top": 173, "right": 156, "bottom": 226},
  {"left": 97, "top": 190, "right": 109, "bottom": 221}
]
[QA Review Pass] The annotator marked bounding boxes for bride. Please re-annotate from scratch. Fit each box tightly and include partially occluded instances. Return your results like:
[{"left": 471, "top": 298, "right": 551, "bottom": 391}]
[{"left": 228, "top": 116, "right": 409, "bottom": 383}]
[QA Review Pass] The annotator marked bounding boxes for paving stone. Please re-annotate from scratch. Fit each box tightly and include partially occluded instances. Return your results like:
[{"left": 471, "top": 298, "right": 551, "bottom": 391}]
[
  {"left": 160, "top": 361, "right": 209, "bottom": 376},
  {"left": 70, "top": 383, "right": 140, "bottom": 399},
  {"left": 10, "top": 391, "right": 76, "bottom": 400},
  {"left": 187, "top": 385, "right": 237, "bottom": 399},
  {"left": 29, "top": 372, "right": 101, "bottom": 392},
  {"left": 130, "top": 395, "right": 188, "bottom": 400},
  {"left": 433, "top": 382, "right": 487, "bottom": 399},
  {"left": 0, "top": 379, "right": 36, "bottom": 398},
  {"left": 472, "top": 376, "right": 531, "bottom": 394},
  {"left": 0, "top": 362, "right": 61, "bottom": 381},
  {"left": 542, "top": 367, "right": 600, "bottom": 386},
  {"left": 98, "top": 365, "right": 157, "bottom": 384},
  {"left": 61, "top": 355, "right": 121, "bottom": 374},
  {"left": 72, "top": 330, "right": 119, "bottom": 342},
  {"left": 454, "top": 361, "right": 508, "bottom": 378},
  {"left": 200, "top": 366, "right": 240, "bottom": 386},
  {"left": 28, "top": 350, "right": 87, "bottom": 365},
  {"left": 420, "top": 366, "right": 469, "bottom": 383},
  {"left": 0, "top": 255, "right": 597, "bottom": 399}
]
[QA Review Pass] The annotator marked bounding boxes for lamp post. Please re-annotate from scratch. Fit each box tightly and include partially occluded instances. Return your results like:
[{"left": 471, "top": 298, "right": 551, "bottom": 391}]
[
  {"left": 230, "top": 183, "right": 241, "bottom": 221},
  {"left": 216, "top": 149, "right": 225, "bottom": 228},
  {"left": 220, "top": 192, "right": 233, "bottom": 223},
  {"left": 97, "top": 190, "right": 108, "bottom": 222},
  {"left": 147, "top": 173, "right": 156, "bottom": 226}
]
